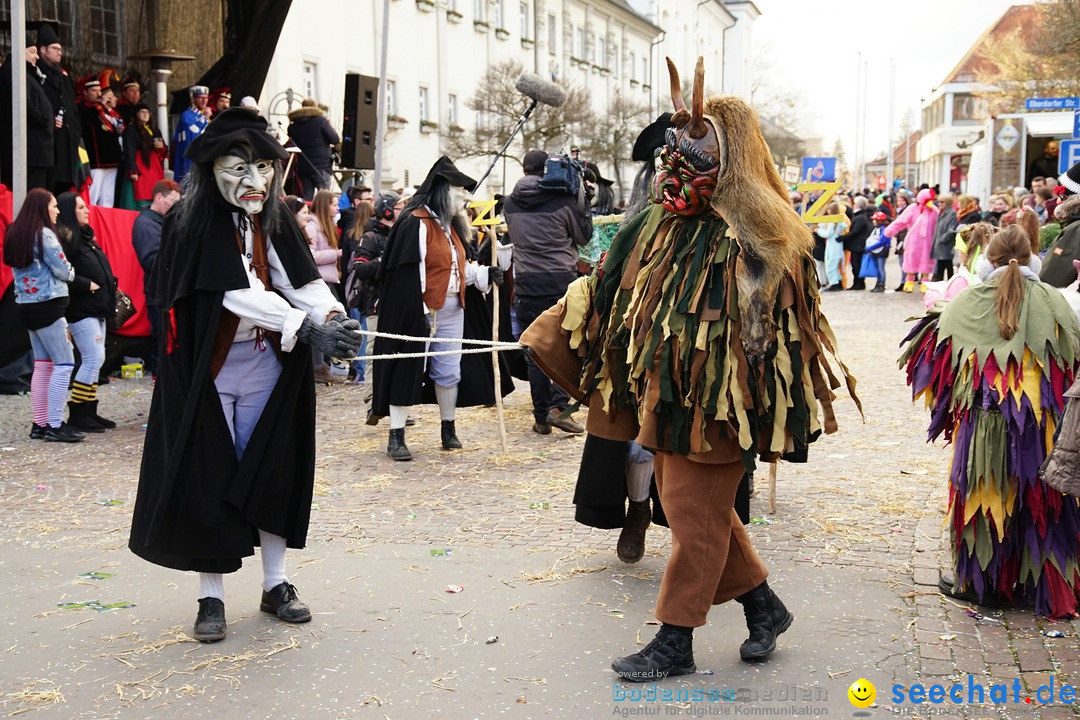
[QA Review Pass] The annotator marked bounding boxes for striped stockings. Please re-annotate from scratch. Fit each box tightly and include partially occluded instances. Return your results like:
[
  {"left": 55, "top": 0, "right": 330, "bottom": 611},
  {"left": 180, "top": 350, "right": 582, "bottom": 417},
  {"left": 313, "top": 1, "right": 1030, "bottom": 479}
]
[
  {"left": 31, "top": 360, "right": 52, "bottom": 426},
  {"left": 71, "top": 380, "right": 97, "bottom": 404},
  {"left": 47, "top": 363, "right": 74, "bottom": 427}
]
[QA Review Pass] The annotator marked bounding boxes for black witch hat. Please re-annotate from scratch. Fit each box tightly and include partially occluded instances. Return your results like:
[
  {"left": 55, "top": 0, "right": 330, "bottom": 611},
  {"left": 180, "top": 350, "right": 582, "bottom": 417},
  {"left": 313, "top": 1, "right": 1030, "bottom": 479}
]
[
  {"left": 417, "top": 155, "right": 477, "bottom": 194},
  {"left": 631, "top": 113, "right": 675, "bottom": 162},
  {"left": 185, "top": 107, "right": 287, "bottom": 163}
]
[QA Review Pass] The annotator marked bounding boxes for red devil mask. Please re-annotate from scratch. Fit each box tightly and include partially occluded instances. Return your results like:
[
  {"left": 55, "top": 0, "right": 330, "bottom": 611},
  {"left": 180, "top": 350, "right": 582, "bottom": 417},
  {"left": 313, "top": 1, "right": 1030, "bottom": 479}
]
[{"left": 651, "top": 57, "right": 722, "bottom": 216}]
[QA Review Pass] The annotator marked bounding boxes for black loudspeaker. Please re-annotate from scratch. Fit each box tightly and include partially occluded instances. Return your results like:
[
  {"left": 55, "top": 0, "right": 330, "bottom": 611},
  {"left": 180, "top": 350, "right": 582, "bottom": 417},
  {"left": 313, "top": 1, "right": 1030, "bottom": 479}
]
[{"left": 342, "top": 73, "right": 379, "bottom": 170}]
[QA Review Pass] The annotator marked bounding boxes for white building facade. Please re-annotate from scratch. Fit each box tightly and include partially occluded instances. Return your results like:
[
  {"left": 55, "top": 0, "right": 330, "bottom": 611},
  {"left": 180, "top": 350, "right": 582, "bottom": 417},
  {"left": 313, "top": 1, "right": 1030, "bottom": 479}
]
[{"left": 260, "top": 0, "right": 757, "bottom": 194}]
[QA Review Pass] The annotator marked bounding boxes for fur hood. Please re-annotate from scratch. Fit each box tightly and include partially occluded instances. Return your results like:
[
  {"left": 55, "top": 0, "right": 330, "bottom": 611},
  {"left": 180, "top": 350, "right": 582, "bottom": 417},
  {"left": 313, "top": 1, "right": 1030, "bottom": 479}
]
[
  {"left": 287, "top": 105, "right": 324, "bottom": 121},
  {"left": 1056, "top": 195, "right": 1080, "bottom": 225}
]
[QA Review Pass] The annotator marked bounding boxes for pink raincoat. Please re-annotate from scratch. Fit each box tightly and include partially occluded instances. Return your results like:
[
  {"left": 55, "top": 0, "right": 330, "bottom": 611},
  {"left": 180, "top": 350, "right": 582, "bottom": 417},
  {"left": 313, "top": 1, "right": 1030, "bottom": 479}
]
[{"left": 885, "top": 188, "right": 939, "bottom": 276}]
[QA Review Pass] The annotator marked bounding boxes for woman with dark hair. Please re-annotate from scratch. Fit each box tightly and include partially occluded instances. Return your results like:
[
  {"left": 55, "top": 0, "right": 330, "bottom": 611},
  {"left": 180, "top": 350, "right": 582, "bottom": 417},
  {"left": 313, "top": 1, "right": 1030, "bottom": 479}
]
[
  {"left": 305, "top": 189, "right": 343, "bottom": 382},
  {"left": 902, "top": 225, "right": 1080, "bottom": 617},
  {"left": 2, "top": 188, "right": 83, "bottom": 442},
  {"left": 55, "top": 192, "right": 119, "bottom": 432},
  {"left": 122, "top": 103, "right": 168, "bottom": 208}
]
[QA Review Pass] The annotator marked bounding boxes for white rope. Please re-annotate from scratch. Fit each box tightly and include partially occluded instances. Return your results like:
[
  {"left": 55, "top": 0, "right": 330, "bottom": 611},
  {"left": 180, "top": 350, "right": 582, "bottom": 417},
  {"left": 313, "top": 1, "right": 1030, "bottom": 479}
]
[
  {"left": 345, "top": 343, "right": 521, "bottom": 362},
  {"left": 354, "top": 328, "right": 511, "bottom": 346}
]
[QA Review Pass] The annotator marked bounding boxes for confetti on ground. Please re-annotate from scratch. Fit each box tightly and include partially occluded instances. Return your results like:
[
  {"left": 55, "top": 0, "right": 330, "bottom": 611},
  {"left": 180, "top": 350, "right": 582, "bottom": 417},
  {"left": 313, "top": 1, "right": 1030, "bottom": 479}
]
[
  {"left": 94, "top": 499, "right": 124, "bottom": 506},
  {"left": 430, "top": 548, "right": 453, "bottom": 557},
  {"left": 445, "top": 585, "right": 464, "bottom": 593},
  {"left": 749, "top": 517, "right": 774, "bottom": 525},
  {"left": 77, "top": 572, "right": 114, "bottom": 580},
  {"left": 57, "top": 600, "right": 135, "bottom": 612},
  {"left": 485, "top": 635, "right": 498, "bottom": 644},
  {"left": 1043, "top": 630, "right": 1068, "bottom": 638},
  {"left": 528, "top": 502, "right": 550, "bottom": 510}
]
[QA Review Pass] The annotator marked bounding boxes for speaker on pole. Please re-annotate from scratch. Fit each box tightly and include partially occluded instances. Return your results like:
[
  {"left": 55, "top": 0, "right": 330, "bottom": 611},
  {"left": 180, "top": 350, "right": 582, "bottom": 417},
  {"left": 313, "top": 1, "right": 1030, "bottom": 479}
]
[{"left": 342, "top": 73, "right": 379, "bottom": 170}]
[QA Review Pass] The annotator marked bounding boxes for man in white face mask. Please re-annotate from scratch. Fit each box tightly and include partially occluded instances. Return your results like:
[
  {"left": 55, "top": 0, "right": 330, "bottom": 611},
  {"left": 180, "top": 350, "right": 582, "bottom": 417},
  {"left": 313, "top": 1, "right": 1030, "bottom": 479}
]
[
  {"left": 129, "top": 108, "right": 362, "bottom": 643},
  {"left": 370, "top": 155, "right": 505, "bottom": 460}
]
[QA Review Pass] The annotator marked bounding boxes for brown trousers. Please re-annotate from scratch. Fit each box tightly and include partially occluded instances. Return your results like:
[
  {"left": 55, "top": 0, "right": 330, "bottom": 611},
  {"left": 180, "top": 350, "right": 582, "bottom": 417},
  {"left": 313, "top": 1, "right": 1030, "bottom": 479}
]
[{"left": 653, "top": 452, "right": 768, "bottom": 628}]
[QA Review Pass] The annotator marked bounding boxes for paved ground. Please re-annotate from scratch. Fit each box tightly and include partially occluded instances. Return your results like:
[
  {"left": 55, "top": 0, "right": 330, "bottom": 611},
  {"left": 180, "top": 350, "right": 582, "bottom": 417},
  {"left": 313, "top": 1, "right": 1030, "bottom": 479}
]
[{"left": 2, "top": 271, "right": 1080, "bottom": 719}]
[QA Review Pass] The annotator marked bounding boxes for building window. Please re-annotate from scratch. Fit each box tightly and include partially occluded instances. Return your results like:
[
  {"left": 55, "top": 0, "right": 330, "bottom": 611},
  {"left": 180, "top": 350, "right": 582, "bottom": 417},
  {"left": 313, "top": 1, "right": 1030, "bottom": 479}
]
[
  {"left": 612, "top": 46, "right": 618, "bottom": 76},
  {"left": 575, "top": 27, "right": 584, "bottom": 58},
  {"left": 598, "top": 37, "right": 606, "bottom": 67},
  {"left": 38, "top": 0, "right": 76, "bottom": 55},
  {"left": 474, "top": 0, "right": 483, "bottom": 21},
  {"left": 547, "top": 13, "right": 556, "bottom": 54},
  {"left": 419, "top": 86, "right": 430, "bottom": 121},
  {"left": 302, "top": 61, "right": 318, "bottom": 100},
  {"left": 475, "top": 109, "right": 486, "bottom": 129},
  {"left": 0, "top": 5, "right": 9, "bottom": 54},
  {"left": 386, "top": 80, "right": 397, "bottom": 115},
  {"left": 494, "top": 0, "right": 503, "bottom": 28},
  {"left": 87, "top": 0, "right": 121, "bottom": 58},
  {"left": 641, "top": 57, "right": 648, "bottom": 84},
  {"left": 629, "top": 51, "right": 636, "bottom": 80},
  {"left": 587, "top": 33, "right": 595, "bottom": 63},
  {"left": 448, "top": 93, "right": 458, "bottom": 125},
  {"left": 520, "top": 2, "right": 529, "bottom": 37}
]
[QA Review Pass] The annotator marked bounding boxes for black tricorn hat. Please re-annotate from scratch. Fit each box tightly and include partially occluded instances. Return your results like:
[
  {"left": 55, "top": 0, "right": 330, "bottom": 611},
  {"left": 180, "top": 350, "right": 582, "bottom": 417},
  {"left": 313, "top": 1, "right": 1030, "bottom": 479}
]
[
  {"left": 417, "top": 155, "right": 477, "bottom": 194},
  {"left": 185, "top": 107, "right": 287, "bottom": 163},
  {"left": 36, "top": 23, "right": 60, "bottom": 48},
  {"left": 582, "top": 161, "right": 613, "bottom": 187},
  {"left": 631, "top": 112, "right": 675, "bottom": 162}
]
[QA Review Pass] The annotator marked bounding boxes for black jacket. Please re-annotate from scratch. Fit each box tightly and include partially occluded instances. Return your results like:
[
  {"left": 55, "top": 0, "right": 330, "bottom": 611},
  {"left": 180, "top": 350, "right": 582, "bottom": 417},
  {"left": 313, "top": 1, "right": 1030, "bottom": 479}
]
[
  {"left": 349, "top": 218, "right": 391, "bottom": 316},
  {"left": 132, "top": 208, "right": 165, "bottom": 296},
  {"left": 503, "top": 174, "right": 592, "bottom": 297},
  {"left": 932, "top": 206, "right": 959, "bottom": 261},
  {"left": 0, "top": 57, "right": 54, "bottom": 183},
  {"left": 79, "top": 102, "right": 123, "bottom": 168},
  {"left": 38, "top": 58, "right": 83, "bottom": 187},
  {"left": 842, "top": 208, "right": 873, "bottom": 253},
  {"left": 59, "top": 225, "right": 118, "bottom": 323},
  {"left": 286, "top": 107, "right": 339, "bottom": 174}
]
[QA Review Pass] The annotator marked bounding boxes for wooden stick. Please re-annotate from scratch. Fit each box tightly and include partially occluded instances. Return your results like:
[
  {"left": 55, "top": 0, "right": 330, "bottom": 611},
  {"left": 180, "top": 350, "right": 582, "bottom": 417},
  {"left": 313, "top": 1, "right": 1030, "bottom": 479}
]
[
  {"left": 768, "top": 461, "right": 778, "bottom": 514},
  {"left": 490, "top": 229, "right": 508, "bottom": 454}
]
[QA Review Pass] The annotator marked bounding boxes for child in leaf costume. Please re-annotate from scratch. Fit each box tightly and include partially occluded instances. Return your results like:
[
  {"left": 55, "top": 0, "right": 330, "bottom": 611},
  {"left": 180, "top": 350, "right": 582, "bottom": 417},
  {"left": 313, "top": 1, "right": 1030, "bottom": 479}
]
[{"left": 520, "top": 57, "right": 859, "bottom": 680}]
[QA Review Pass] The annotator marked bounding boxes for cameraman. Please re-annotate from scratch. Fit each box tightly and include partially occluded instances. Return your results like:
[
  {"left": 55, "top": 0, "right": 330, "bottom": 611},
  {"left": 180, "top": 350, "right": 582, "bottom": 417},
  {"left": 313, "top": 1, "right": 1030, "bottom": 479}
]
[{"left": 504, "top": 149, "right": 592, "bottom": 435}]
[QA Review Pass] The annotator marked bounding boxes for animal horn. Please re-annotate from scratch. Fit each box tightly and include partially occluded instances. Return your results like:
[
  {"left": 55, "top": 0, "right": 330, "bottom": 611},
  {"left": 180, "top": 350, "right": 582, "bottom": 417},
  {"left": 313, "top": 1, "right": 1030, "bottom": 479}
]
[
  {"left": 689, "top": 56, "right": 707, "bottom": 139},
  {"left": 666, "top": 57, "right": 686, "bottom": 114}
]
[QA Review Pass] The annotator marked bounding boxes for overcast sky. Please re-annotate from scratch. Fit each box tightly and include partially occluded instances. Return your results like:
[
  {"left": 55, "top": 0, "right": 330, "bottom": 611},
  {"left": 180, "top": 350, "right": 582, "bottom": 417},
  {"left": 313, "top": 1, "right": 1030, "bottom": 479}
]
[{"left": 751, "top": 0, "right": 1026, "bottom": 164}]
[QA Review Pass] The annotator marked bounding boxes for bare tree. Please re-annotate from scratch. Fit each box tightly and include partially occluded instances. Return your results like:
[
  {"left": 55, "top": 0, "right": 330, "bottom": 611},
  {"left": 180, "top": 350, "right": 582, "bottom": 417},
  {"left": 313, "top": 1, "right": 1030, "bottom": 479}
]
[
  {"left": 975, "top": 1, "right": 1080, "bottom": 113},
  {"left": 441, "top": 59, "right": 594, "bottom": 173},
  {"left": 749, "top": 41, "right": 808, "bottom": 167},
  {"left": 578, "top": 93, "right": 651, "bottom": 201}
]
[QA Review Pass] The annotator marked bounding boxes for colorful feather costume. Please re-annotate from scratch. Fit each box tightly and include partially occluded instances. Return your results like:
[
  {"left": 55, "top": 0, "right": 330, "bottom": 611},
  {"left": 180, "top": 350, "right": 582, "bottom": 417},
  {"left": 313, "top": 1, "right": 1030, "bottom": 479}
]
[{"left": 900, "top": 281, "right": 1080, "bottom": 617}]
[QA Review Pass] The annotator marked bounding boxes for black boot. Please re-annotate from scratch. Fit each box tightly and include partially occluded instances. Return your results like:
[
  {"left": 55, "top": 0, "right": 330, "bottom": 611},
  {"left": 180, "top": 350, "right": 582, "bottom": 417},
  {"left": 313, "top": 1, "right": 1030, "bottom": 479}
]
[
  {"left": 88, "top": 399, "right": 116, "bottom": 429},
  {"left": 611, "top": 623, "right": 695, "bottom": 682},
  {"left": 67, "top": 401, "right": 106, "bottom": 433},
  {"left": 193, "top": 597, "right": 226, "bottom": 642},
  {"left": 387, "top": 428, "right": 412, "bottom": 461},
  {"left": 440, "top": 420, "right": 462, "bottom": 450},
  {"left": 735, "top": 581, "right": 793, "bottom": 661},
  {"left": 617, "top": 499, "right": 651, "bottom": 564}
]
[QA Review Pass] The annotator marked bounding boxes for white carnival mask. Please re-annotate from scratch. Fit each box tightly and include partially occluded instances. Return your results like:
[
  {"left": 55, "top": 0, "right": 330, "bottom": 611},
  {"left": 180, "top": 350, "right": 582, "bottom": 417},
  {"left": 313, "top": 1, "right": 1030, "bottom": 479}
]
[{"left": 213, "top": 154, "right": 275, "bottom": 213}]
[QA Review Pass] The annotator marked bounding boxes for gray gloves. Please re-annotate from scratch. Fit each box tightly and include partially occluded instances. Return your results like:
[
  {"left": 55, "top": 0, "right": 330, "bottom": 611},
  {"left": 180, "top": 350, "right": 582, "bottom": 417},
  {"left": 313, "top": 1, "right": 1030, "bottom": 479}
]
[
  {"left": 488, "top": 266, "right": 505, "bottom": 286},
  {"left": 298, "top": 315, "right": 363, "bottom": 357}
]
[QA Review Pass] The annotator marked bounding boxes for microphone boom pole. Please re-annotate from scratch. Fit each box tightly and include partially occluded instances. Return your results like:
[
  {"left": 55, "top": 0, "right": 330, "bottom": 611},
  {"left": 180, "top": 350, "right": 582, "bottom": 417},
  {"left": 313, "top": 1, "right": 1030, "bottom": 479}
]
[{"left": 472, "top": 98, "right": 539, "bottom": 191}]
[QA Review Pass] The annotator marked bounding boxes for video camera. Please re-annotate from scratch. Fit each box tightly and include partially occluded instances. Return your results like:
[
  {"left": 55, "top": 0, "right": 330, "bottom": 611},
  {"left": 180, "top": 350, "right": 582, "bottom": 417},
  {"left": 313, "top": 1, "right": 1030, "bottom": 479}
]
[{"left": 538, "top": 153, "right": 584, "bottom": 197}]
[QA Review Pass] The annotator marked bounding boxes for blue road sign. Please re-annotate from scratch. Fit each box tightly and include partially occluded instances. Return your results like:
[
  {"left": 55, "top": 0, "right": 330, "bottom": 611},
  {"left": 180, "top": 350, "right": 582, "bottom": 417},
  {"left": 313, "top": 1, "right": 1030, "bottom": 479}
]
[
  {"left": 1026, "top": 97, "right": 1080, "bottom": 111},
  {"left": 1073, "top": 109, "right": 1080, "bottom": 139},
  {"left": 1059, "top": 139, "right": 1080, "bottom": 176}
]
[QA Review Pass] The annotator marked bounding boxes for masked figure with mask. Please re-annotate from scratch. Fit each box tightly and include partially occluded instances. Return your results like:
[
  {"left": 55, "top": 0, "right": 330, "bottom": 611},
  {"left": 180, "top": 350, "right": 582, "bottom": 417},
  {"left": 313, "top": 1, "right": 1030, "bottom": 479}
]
[
  {"left": 370, "top": 156, "right": 504, "bottom": 460},
  {"left": 520, "top": 58, "right": 859, "bottom": 680},
  {"left": 128, "top": 109, "right": 362, "bottom": 643}
]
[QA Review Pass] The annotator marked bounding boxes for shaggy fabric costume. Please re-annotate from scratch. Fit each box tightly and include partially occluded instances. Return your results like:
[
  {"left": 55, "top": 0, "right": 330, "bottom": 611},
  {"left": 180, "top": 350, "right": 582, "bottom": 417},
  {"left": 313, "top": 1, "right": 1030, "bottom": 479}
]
[{"left": 900, "top": 281, "right": 1080, "bottom": 617}]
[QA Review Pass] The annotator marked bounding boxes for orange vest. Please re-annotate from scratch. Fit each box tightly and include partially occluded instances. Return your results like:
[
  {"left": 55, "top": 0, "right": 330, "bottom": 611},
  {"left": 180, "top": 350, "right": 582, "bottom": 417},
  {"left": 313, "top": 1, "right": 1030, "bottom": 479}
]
[{"left": 414, "top": 207, "right": 466, "bottom": 310}]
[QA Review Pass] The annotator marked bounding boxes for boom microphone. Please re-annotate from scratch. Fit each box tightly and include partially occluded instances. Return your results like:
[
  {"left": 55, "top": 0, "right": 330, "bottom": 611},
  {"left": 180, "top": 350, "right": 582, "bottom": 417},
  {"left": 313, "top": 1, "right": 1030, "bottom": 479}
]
[{"left": 515, "top": 74, "right": 567, "bottom": 108}]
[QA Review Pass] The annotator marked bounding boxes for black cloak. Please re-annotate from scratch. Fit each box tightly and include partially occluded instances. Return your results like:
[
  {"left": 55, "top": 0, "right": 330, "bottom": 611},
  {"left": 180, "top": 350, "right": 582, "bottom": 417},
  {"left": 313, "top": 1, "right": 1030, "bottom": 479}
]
[
  {"left": 371, "top": 211, "right": 515, "bottom": 415},
  {"left": 128, "top": 184, "right": 323, "bottom": 573}
]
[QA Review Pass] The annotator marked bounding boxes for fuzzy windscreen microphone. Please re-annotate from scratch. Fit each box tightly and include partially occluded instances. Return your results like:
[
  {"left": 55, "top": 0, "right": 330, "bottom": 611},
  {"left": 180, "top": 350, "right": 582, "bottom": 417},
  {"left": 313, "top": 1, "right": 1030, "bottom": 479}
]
[{"left": 515, "top": 74, "right": 567, "bottom": 108}]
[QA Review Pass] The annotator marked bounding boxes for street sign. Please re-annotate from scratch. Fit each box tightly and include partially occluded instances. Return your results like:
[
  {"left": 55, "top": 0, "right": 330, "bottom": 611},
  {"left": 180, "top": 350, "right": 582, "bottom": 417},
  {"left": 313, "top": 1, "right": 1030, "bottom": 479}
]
[
  {"left": 799, "top": 157, "right": 837, "bottom": 182},
  {"left": 1025, "top": 97, "right": 1080, "bottom": 111},
  {"left": 1059, "top": 139, "right": 1080, "bottom": 175},
  {"left": 1073, "top": 109, "right": 1080, "bottom": 139}
]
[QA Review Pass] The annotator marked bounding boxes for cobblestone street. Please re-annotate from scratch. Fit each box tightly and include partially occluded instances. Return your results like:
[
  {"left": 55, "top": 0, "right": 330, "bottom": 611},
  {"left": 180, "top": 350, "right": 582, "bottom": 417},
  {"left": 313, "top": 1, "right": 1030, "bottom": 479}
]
[{"left": 2, "top": 282, "right": 1079, "bottom": 719}]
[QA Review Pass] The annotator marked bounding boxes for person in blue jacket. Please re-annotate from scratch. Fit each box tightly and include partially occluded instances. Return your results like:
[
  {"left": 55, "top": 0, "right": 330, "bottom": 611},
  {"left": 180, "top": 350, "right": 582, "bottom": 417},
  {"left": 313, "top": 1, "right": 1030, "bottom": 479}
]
[{"left": 171, "top": 85, "right": 210, "bottom": 184}]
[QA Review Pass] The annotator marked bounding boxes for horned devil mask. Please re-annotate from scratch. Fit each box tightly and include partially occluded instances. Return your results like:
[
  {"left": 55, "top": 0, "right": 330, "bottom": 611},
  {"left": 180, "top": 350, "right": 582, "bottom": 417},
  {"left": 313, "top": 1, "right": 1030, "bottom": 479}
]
[{"left": 652, "top": 58, "right": 721, "bottom": 216}]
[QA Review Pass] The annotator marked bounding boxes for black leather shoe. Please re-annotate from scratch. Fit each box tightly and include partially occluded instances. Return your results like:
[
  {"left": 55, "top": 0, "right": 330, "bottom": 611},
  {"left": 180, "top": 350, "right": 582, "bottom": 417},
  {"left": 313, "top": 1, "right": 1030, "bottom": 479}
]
[
  {"left": 260, "top": 582, "right": 312, "bottom": 623},
  {"left": 193, "top": 597, "right": 226, "bottom": 642},
  {"left": 44, "top": 422, "right": 85, "bottom": 443},
  {"left": 617, "top": 499, "right": 651, "bottom": 564},
  {"left": 441, "top": 420, "right": 462, "bottom": 450},
  {"left": 938, "top": 576, "right": 1000, "bottom": 608},
  {"left": 611, "top": 624, "right": 695, "bottom": 682},
  {"left": 68, "top": 401, "right": 106, "bottom": 433},
  {"left": 29, "top": 423, "right": 45, "bottom": 440},
  {"left": 735, "top": 581, "right": 793, "bottom": 661},
  {"left": 388, "top": 428, "right": 412, "bottom": 461}
]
